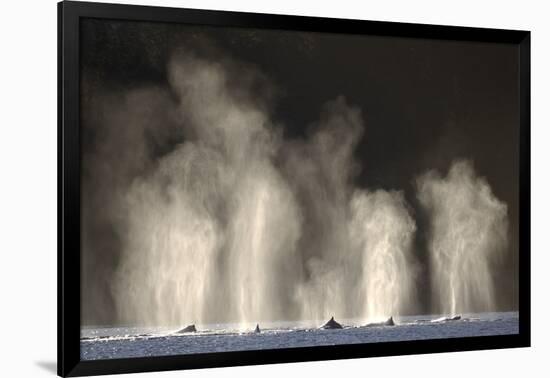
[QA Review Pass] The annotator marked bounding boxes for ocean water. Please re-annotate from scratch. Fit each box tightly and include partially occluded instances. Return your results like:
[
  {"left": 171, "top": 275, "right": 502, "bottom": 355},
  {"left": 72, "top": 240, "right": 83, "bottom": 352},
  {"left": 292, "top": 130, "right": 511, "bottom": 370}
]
[{"left": 81, "top": 312, "right": 518, "bottom": 360}]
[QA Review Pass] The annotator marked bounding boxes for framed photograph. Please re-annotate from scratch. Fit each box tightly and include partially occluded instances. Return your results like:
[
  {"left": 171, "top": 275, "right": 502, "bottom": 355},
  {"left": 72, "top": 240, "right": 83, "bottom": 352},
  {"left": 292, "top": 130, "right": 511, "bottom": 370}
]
[{"left": 58, "top": 1, "right": 530, "bottom": 376}]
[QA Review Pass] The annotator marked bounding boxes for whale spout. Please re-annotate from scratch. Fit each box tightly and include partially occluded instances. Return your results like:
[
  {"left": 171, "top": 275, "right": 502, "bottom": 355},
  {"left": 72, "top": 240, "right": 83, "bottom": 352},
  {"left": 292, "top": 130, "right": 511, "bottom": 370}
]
[
  {"left": 177, "top": 324, "right": 197, "bottom": 333},
  {"left": 320, "top": 316, "right": 343, "bottom": 330},
  {"left": 254, "top": 324, "right": 261, "bottom": 334}
]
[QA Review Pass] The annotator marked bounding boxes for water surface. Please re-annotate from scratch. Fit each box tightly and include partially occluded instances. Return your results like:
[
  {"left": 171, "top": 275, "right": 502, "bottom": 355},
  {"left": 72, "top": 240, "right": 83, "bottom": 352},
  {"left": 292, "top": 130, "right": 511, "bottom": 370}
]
[{"left": 81, "top": 311, "right": 518, "bottom": 360}]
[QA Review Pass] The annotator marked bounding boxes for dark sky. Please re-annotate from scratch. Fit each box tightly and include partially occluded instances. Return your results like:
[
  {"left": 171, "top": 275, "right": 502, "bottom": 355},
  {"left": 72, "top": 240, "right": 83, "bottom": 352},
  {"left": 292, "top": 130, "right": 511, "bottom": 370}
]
[{"left": 80, "top": 18, "right": 519, "bottom": 325}]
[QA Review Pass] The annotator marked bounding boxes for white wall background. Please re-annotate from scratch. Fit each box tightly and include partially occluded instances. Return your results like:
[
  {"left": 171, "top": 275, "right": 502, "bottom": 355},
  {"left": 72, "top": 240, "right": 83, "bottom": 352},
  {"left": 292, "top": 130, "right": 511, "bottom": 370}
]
[{"left": 0, "top": 0, "right": 547, "bottom": 376}]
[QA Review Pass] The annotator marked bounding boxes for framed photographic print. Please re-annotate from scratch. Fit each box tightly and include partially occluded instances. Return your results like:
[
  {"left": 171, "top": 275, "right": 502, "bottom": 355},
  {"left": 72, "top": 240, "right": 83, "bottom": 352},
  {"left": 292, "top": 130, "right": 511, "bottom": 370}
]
[{"left": 58, "top": 1, "right": 530, "bottom": 376}]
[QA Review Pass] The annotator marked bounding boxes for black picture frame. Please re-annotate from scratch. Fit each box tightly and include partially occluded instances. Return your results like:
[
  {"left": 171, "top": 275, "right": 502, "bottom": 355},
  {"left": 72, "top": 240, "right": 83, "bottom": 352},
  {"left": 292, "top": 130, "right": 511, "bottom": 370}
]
[{"left": 58, "top": 1, "right": 531, "bottom": 376}]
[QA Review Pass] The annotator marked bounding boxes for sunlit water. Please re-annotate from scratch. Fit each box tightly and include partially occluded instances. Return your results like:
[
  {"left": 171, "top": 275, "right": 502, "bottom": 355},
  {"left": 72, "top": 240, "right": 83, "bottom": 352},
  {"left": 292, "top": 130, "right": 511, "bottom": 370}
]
[{"left": 81, "top": 311, "right": 518, "bottom": 360}]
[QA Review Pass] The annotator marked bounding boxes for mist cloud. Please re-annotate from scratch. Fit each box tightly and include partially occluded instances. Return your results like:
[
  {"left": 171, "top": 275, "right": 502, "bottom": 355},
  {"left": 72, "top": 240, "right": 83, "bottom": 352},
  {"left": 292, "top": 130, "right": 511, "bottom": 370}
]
[
  {"left": 416, "top": 160, "right": 508, "bottom": 315},
  {"left": 81, "top": 46, "right": 511, "bottom": 327}
]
